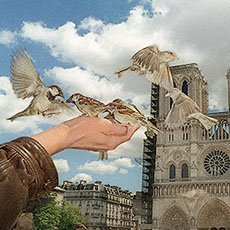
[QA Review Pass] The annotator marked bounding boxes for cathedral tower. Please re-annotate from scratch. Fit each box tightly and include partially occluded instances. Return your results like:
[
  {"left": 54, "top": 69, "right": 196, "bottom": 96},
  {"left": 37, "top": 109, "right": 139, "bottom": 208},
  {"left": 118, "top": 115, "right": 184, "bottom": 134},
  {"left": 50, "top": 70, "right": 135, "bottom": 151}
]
[{"left": 148, "top": 63, "right": 230, "bottom": 230}]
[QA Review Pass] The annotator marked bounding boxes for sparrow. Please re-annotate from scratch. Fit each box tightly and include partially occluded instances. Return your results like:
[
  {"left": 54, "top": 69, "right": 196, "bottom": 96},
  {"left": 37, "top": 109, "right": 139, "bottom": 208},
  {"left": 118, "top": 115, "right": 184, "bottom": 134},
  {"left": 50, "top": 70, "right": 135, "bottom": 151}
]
[
  {"left": 164, "top": 88, "right": 218, "bottom": 130},
  {"left": 112, "top": 98, "right": 144, "bottom": 116},
  {"left": 7, "top": 49, "right": 72, "bottom": 121},
  {"left": 114, "top": 45, "right": 178, "bottom": 91},
  {"left": 104, "top": 100, "right": 161, "bottom": 137},
  {"left": 66, "top": 93, "right": 106, "bottom": 117},
  {"left": 66, "top": 93, "right": 108, "bottom": 160}
]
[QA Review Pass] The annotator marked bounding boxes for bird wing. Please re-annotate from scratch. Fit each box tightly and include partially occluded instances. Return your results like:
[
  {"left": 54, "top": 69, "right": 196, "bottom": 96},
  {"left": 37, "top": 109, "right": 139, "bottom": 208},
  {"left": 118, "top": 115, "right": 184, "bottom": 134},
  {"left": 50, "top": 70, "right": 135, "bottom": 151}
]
[
  {"left": 48, "top": 99, "right": 76, "bottom": 116},
  {"left": 165, "top": 93, "right": 200, "bottom": 128},
  {"left": 131, "top": 45, "right": 160, "bottom": 71},
  {"left": 112, "top": 98, "right": 145, "bottom": 117},
  {"left": 11, "top": 49, "right": 45, "bottom": 99},
  {"left": 145, "top": 64, "right": 174, "bottom": 91}
]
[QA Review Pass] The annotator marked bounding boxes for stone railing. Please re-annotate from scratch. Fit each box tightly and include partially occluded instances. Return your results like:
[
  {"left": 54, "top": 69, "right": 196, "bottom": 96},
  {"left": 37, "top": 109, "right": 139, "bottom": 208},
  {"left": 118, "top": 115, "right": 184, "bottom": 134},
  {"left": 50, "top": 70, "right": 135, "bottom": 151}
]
[{"left": 153, "top": 180, "right": 230, "bottom": 198}]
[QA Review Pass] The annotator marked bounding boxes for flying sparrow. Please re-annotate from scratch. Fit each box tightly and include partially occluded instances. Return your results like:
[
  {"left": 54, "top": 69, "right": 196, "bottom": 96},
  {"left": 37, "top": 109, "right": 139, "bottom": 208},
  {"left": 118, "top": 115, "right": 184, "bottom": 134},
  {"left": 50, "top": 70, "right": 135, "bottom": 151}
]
[
  {"left": 104, "top": 100, "right": 160, "bottom": 136},
  {"left": 164, "top": 88, "right": 218, "bottom": 130},
  {"left": 114, "top": 45, "right": 178, "bottom": 91},
  {"left": 7, "top": 49, "right": 72, "bottom": 121},
  {"left": 66, "top": 93, "right": 108, "bottom": 160}
]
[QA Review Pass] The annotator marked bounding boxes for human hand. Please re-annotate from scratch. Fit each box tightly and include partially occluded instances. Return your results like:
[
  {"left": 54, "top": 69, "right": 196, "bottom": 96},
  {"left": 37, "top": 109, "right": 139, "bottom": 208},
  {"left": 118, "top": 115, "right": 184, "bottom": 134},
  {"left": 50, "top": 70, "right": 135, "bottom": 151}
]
[
  {"left": 32, "top": 116, "right": 139, "bottom": 155},
  {"left": 62, "top": 116, "right": 139, "bottom": 152}
]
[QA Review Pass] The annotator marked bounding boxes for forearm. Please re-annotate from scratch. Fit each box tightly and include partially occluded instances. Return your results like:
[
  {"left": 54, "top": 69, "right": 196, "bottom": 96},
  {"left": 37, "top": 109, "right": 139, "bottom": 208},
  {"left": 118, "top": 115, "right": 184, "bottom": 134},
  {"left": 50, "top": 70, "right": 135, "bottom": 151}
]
[
  {"left": 32, "top": 123, "right": 70, "bottom": 156},
  {"left": 32, "top": 116, "right": 138, "bottom": 156}
]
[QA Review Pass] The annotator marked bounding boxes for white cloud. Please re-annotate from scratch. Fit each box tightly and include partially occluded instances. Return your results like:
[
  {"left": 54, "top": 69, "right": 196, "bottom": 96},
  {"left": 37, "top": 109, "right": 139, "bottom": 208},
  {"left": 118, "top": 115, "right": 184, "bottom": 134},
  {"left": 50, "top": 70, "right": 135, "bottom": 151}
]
[
  {"left": 78, "top": 17, "right": 104, "bottom": 33},
  {"left": 112, "top": 158, "right": 135, "bottom": 168},
  {"left": 71, "top": 173, "right": 92, "bottom": 183},
  {"left": 20, "top": 1, "right": 230, "bottom": 111},
  {"left": 78, "top": 161, "right": 118, "bottom": 174},
  {"left": 78, "top": 157, "right": 136, "bottom": 175},
  {"left": 53, "top": 159, "right": 70, "bottom": 172},
  {"left": 119, "top": 168, "right": 128, "bottom": 174},
  {"left": 0, "top": 30, "right": 17, "bottom": 45}
]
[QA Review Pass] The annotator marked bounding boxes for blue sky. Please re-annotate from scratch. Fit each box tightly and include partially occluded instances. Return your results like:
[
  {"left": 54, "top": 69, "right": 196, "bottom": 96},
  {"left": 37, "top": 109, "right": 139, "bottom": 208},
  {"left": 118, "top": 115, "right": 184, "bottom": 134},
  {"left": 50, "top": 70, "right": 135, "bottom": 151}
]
[{"left": 1, "top": 0, "right": 230, "bottom": 193}]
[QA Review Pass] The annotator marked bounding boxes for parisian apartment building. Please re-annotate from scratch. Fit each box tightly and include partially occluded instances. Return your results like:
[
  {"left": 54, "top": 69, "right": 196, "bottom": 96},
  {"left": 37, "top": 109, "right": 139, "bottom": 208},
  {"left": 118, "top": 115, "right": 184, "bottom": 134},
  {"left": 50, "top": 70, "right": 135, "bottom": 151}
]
[{"left": 62, "top": 180, "right": 138, "bottom": 230}]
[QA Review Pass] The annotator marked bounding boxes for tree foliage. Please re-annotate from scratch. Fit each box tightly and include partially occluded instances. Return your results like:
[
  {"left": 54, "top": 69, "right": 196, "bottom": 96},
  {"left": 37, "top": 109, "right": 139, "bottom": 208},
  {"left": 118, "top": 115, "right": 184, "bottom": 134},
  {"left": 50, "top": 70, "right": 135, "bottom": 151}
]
[{"left": 33, "top": 195, "right": 84, "bottom": 230}]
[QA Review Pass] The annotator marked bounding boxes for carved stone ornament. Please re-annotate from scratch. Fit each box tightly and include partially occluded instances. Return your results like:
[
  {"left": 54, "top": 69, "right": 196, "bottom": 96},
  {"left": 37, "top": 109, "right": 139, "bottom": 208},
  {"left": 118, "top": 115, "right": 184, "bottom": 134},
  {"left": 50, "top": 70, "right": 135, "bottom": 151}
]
[{"left": 173, "top": 152, "right": 182, "bottom": 161}]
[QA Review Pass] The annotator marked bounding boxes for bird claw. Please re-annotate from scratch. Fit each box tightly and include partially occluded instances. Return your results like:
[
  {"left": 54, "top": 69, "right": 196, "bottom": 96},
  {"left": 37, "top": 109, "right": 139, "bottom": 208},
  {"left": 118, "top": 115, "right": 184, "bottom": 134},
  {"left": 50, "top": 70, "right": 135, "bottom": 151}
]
[{"left": 42, "top": 109, "right": 61, "bottom": 117}]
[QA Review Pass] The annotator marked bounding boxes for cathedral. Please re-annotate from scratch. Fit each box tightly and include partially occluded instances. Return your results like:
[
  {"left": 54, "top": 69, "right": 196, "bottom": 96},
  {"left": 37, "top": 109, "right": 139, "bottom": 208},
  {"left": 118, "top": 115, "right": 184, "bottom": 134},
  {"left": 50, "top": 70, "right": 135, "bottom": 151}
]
[{"left": 150, "top": 63, "right": 230, "bottom": 230}]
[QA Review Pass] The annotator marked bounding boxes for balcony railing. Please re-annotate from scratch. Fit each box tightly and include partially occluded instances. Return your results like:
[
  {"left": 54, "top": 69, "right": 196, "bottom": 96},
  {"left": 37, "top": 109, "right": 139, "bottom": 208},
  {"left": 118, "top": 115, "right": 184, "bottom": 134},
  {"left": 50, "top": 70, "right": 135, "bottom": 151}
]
[{"left": 153, "top": 180, "right": 230, "bottom": 198}]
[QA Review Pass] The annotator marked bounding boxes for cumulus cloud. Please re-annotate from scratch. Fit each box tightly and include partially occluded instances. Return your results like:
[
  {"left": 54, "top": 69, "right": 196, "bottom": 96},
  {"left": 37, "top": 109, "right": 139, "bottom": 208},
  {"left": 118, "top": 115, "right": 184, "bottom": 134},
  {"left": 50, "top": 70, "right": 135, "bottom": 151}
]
[
  {"left": 71, "top": 173, "right": 92, "bottom": 183},
  {"left": 112, "top": 158, "right": 135, "bottom": 168},
  {"left": 20, "top": 0, "right": 230, "bottom": 111},
  {"left": 119, "top": 169, "right": 128, "bottom": 174},
  {"left": 78, "top": 161, "right": 118, "bottom": 174},
  {"left": 78, "top": 157, "right": 136, "bottom": 175},
  {"left": 53, "top": 159, "right": 70, "bottom": 172},
  {"left": 0, "top": 30, "right": 17, "bottom": 45}
]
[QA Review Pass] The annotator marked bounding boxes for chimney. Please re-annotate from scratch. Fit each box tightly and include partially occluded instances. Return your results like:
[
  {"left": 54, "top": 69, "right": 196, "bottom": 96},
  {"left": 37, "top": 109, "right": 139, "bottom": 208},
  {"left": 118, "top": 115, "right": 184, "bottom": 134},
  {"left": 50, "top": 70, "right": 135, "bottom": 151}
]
[{"left": 226, "top": 68, "right": 230, "bottom": 112}]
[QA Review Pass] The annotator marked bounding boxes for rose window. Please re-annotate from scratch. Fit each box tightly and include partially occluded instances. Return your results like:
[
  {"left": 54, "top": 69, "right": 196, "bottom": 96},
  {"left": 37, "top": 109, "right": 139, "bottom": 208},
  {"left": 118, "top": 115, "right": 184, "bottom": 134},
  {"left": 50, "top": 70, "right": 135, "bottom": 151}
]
[{"left": 204, "top": 150, "right": 230, "bottom": 176}]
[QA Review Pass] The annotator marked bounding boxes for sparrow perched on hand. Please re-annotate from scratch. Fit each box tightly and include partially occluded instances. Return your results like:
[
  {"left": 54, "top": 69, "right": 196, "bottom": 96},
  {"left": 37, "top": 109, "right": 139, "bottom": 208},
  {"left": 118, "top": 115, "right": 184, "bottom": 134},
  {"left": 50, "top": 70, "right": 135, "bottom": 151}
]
[
  {"left": 105, "top": 99, "right": 160, "bottom": 136},
  {"left": 66, "top": 93, "right": 108, "bottom": 160},
  {"left": 114, "top": 45, "right": 178, "bottom": 91},
  {"left": 164, "top": 88, "right": 218, "bottom": 130},
  {"left": 7, "top": 49, "right": 72, "bottom": 121},
  {"left": 66, "top": 93, "right": 106, "bottom": 117}
]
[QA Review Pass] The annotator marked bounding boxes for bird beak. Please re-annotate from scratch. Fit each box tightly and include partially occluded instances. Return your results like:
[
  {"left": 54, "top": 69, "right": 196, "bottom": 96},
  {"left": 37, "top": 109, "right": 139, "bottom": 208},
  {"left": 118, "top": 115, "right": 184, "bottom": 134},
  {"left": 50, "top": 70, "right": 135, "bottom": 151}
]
[
  {"left": 59, "top": 91, "right": 64, "bottom": 98},
  {"left": 66, "top": 97, "right": 73, "bottom": 104},
  {"left": 174, "top": 55, "right": 179, "bottom": 60}
]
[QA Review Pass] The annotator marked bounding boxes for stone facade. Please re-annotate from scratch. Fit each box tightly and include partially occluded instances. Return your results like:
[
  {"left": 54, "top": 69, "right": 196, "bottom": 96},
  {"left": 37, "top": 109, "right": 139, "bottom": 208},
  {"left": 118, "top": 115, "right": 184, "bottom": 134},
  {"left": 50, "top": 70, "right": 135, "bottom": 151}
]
[
  {"left": 152, "top": 63, "right": 230, "bottom": 230},
  {"left": 62, "top": 180, "right": 135, "bottom": 230}
]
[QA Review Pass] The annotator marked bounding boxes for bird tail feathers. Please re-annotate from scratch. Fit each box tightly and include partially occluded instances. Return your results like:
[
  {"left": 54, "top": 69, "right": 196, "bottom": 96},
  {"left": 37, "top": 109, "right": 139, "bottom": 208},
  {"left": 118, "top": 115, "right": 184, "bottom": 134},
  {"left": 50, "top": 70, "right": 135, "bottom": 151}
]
[
  {"left": 114, "top": 66, "right": 131, "bottom": 78},
  {"left": 188, "top": 112, "right": 218, "bottom": 130},
  {"left": 7, "top": 110, "right": 29, "bottom": 122}
]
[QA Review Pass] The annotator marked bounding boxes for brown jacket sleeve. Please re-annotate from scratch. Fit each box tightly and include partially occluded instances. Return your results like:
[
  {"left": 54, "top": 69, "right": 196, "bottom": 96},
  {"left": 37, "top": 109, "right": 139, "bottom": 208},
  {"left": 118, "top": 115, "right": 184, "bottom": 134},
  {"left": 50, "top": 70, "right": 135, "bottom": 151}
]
[{"left": 0, "top": 137, "right": 58, "bottom": 230}]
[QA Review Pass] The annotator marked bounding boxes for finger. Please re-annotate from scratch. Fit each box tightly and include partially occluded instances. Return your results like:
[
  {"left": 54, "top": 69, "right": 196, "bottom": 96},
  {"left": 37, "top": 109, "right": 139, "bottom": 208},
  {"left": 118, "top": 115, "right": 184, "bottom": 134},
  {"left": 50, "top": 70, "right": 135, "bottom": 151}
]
[
  {"left": 119, "top": 125, "right": 140, "bottom": 143},
  {"left": 104, "top": 125, "right": 140, "bottom": 150},
  {"left": 101, "top": 121, "right": 128, "bottom": 136}
]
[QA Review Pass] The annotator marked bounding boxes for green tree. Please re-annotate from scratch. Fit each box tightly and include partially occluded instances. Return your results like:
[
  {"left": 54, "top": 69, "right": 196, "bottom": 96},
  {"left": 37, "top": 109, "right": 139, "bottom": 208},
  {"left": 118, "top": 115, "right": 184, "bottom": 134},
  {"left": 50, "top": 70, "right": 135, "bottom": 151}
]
[
  {"left": 58, "top": 200, "right": 84, "bottom": 230},
  {"left": 33, "top": 195, "right": 84, "bottom": 230}
]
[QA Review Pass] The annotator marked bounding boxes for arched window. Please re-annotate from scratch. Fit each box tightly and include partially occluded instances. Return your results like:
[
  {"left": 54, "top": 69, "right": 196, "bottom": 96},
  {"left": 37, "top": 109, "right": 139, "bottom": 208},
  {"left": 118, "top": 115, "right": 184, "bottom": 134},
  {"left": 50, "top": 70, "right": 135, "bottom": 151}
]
[
  {"left": 182, "top": 80, "right": 188, "bottom": 95},
  {"left": 181, "top": 163, "right": 189, "bottom": 178},
  {"left": 169, "top": 164, "right": 176, "bottom": 180}
]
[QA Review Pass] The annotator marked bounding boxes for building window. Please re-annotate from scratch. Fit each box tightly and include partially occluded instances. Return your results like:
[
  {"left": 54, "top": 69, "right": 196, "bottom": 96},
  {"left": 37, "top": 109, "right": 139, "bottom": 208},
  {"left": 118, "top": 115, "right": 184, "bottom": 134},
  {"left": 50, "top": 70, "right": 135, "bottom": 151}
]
[
  {"left": 169, "top": 164, "right": 176, "bottom": 180},
  {"left": 182, "top": 80, "right": 188, "bottom": 95},
  {"left": 204, "top": 150, "right": 230, "bottom": 176},
  {"left": 169, "top": 133, "right": 174, "bottom": 142},
  {"left": 181, "top": 163, "right": 189, "bottom": 178}
]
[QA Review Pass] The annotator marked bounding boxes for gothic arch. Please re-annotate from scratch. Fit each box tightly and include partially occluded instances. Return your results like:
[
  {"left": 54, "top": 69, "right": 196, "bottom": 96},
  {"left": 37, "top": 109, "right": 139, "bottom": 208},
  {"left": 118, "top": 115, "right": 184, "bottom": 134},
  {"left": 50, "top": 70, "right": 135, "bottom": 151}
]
[
  {"left": 160, "top": 205, "right": 190, "bottom": 230},
  {"left": 178, "top": 76, "right": 191, "bottom": 86},
  {"left": 197, "top": 197, "right": 230, "bottom": 229},
  {"left": 182, "top": 80, "right": 189, "bottom": 95}
]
